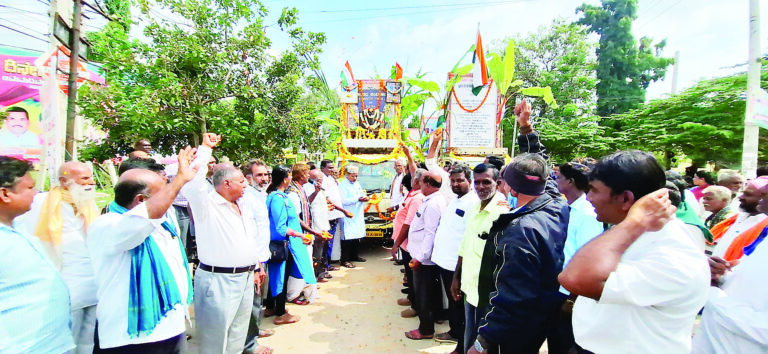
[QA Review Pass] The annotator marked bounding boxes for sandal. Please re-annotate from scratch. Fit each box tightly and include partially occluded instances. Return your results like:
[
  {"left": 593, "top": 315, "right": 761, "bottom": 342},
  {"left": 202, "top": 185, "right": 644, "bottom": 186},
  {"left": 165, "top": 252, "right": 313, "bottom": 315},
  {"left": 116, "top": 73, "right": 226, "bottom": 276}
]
[
  {"left": 341, "top": 262, "right": 356, "bottom": 268},
  {"left": 404, "top": 329, "right": 433, "bottom": 340},
  {"left": 289, "top": 298, "right": 310, "bottom": 305}
]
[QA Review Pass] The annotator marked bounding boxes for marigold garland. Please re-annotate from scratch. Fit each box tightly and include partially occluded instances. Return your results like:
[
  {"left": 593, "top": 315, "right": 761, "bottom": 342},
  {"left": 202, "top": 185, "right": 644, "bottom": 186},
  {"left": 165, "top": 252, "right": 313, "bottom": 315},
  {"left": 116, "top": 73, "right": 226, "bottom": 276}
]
[{"left": 451, "top": 79, "right": 494, "bottom": 113}]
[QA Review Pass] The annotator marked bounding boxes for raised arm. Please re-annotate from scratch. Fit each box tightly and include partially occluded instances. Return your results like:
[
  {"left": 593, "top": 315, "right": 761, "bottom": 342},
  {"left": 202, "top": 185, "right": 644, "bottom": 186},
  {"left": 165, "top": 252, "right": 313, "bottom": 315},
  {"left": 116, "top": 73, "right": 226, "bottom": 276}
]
[
  {"left": 180, "top": 133, "right": 220, "bottom": 208},
  {"left": 400, "top": 141, "right": 418, "bottom": 175},
  {"left": 558, "top": 189, "right": 676, "bottom": 300},
  {"left": 146, "top": 146, "right": 199, "bottom": 219}
]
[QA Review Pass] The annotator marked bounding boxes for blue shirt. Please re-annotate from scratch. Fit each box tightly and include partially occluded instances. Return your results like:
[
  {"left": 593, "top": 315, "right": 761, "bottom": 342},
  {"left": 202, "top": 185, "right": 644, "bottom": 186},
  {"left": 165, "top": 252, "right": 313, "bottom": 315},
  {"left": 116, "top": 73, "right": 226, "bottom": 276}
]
[
  {"left": 0, "top": 224, "right": 74, "bottom": 353},
  {"left": 560, "top": 194, "right": 604, "bottom": 295}
]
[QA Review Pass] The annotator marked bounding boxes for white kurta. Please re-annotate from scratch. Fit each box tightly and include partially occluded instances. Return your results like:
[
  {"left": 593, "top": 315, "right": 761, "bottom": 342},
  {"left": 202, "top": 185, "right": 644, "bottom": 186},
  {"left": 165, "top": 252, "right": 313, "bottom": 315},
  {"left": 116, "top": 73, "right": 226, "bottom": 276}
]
[
  {"left": 692, "top": 239, "right": 768, "bottom": 353},
  {"left": 339, "top": 178, "right": 366, "bottom": 240},
  {"left": 14, "top": 192, "right": 98, "bottom": 310}
]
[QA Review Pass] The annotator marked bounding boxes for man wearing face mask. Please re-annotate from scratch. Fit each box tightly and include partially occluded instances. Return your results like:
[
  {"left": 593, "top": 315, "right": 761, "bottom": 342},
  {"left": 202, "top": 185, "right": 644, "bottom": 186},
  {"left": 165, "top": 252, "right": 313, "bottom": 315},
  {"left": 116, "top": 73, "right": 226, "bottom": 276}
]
[
  {"left": 469, "top": 101, "right": 570, "bottom": 354},
  {"left": 15, "top": 161, "right": 100, "bottom": 354},
  {"left": 452, "top": 163, "right": 508, "bottom": 353}
]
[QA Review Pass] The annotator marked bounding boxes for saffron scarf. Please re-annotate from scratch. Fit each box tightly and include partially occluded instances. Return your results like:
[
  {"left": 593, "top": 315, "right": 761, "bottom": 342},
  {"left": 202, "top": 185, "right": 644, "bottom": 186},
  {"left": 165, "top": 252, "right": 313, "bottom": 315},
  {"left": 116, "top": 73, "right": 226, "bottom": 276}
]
[
  {"left": 107, "top": 202, "right": 193, "bottom": 338},
  {"left": 722, "top": 217, "right": 768, "bottom": 262},
  {"left": 709, "top": 214, "right": 739, "bottom": 245},
  {"left": 33, "top": 186, "right": 99, "bottom": 267}
]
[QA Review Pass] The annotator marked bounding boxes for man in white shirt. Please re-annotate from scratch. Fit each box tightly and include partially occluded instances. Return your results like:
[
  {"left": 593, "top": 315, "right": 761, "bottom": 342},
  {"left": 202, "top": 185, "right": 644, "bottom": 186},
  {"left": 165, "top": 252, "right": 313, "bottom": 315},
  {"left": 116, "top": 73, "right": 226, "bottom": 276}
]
[
  {"left": 242, "top": 159, "right": 274, "bottom": 354},
  {"left": 182, "top": 134, "right": 263, "bottom": 354},
  {"left": 430, "top": 164, "right": 477, "bottom": 350},
  {"left": 710, "top": 178, "right": 768, "bottom": 259},
  {"left": 304, "top": 169, "right": 336, "bottom": 281},
  {"left": 15, "top": 161, "right": 100, "bottom": 354},
  {"left": 88, "top": 147, "right": 198, "bottom": 352},
  {"left": 389, "top": 158, "right": 407, "bottom": 209},
  {"left": 559, "top": 151, "right": 710, "bottom": 354},
  {"left": 692, "top": 181, "right": 768, "bottom": 353},
  {"left": 320, "top": 160, "right": 348, "bottom": 263},
  {"left": 0, "top": 107, "right": 41, "bottom": 148},
  {"left": 404, "top": 171, "right": 448, "bottom": 340}
]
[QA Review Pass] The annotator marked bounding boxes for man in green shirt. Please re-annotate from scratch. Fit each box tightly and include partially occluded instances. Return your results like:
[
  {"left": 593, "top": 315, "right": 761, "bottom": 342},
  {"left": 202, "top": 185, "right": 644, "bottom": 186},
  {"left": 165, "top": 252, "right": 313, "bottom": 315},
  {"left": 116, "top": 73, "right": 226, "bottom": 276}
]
[{"left": 451, "top": 163, "right": 509, "bottom": 353}]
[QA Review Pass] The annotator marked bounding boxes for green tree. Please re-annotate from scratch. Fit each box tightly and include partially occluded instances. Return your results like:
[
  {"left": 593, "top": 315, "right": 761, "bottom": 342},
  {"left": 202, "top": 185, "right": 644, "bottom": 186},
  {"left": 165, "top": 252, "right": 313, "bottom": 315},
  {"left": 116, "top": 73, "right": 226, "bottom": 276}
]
[
  {"left": 616, "top": 68, "right": 768, "bottom": 169},
  {"left": 494, "top": 19, "right": 613, "bottom": 162},
  {"left": 79, "top": 0, "right": 326, "bottom": 164},
  {"left": 577, "top": 0, "right": 673, "bottom": 116}
]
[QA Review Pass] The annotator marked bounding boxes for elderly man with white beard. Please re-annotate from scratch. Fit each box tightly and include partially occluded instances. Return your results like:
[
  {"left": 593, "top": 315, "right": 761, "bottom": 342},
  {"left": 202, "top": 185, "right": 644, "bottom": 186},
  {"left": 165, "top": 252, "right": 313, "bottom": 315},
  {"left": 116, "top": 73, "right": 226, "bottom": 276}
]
[{"left": 15, "top": 161, "right": 101, "bottom": 354}]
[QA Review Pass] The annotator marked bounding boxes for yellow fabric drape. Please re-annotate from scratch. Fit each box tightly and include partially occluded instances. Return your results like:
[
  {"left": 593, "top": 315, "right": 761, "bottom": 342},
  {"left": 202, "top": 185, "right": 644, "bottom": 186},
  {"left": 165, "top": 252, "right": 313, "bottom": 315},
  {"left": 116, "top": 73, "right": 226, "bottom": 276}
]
[{"left": 33, "top": 186, "right": 99, "bottom": 247}]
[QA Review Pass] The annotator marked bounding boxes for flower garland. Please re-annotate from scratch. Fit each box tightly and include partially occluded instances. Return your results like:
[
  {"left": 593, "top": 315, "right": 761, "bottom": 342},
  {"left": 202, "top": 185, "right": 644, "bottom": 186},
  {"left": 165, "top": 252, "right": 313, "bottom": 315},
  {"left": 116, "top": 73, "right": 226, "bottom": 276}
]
[
  {"left": 363, "top": 192, "right": 395, "bottom": 221},
  {"left": 338, "top": 139, "right": 402, "bottom": 165},
  {"left": 452, "top": 79, "right": 494, "bottom": 113},
  {"left": 384, "top": 81, "right": 402, "bottom": 95},
  {"left": 358, "top": 80, "right": 384, "bottom": 113}
]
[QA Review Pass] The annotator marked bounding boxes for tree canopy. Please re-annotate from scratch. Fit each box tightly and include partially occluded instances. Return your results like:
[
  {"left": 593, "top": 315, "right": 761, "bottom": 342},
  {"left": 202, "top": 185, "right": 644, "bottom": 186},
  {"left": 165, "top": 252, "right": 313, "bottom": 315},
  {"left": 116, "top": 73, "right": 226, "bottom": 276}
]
[
  {"left": 80, "top": 0, "right": 326, "bottom": 164},
  {"left": 615, "top": 68, "right": 768, "bottom": 169},
  {"left": 577, "top": 0, "right": 673, "bottom": 117}
]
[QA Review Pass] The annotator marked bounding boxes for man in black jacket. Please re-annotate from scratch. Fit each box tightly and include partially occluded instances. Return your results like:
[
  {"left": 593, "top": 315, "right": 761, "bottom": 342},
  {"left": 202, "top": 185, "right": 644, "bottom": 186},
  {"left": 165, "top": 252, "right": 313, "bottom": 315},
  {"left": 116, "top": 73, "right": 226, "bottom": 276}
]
[{"left": 470, "top": 101, "right": 570, "bottom": 354}]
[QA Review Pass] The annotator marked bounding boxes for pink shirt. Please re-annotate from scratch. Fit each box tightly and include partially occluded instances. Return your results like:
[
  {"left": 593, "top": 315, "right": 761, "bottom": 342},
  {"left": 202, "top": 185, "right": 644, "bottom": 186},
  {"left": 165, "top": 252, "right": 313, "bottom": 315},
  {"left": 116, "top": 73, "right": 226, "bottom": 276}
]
[{"left": 394, "top": 190, "right": 424, "bottom": 252}]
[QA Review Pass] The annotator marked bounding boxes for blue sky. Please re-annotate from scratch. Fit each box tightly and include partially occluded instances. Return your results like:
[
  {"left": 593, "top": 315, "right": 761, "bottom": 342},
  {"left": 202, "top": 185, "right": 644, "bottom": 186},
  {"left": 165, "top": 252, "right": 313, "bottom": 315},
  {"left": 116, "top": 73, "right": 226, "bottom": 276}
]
[{"left": 2, "top": 0, "right": 766, "bottom": 102}]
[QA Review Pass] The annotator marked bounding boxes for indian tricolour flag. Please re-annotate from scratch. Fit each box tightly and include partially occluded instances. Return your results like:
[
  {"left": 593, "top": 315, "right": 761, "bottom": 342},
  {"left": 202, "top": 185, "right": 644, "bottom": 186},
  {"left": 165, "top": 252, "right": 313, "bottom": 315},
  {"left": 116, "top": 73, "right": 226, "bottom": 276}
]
[
  {"left": 471, "top": 28, "right": 489, "bottom": 92},
  {"left": 340, "top": 61, "right": 355, "bottom": 87}
]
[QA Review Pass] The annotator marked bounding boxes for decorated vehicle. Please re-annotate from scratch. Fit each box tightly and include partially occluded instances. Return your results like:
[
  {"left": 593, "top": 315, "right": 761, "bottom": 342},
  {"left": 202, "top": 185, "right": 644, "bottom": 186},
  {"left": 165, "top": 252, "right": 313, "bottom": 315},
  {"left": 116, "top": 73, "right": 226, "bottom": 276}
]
[{"left": 338, "top": 77, "right": 403, "bottom": 240}]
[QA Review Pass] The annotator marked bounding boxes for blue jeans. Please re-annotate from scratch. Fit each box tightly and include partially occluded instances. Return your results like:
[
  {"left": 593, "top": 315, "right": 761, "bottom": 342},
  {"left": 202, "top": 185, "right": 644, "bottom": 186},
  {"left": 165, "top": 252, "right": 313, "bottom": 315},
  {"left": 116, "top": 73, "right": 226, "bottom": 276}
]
[{"left": 464, "top": 301, "right": 485, "bottom": 354}]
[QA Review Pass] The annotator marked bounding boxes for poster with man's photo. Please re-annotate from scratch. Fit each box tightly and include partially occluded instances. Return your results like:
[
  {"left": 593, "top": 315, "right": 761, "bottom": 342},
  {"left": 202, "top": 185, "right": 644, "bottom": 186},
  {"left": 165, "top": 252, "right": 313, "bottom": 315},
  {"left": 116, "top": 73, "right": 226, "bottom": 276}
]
[{"left": 1, "top": 47, "right": 45, "bottom": 162}]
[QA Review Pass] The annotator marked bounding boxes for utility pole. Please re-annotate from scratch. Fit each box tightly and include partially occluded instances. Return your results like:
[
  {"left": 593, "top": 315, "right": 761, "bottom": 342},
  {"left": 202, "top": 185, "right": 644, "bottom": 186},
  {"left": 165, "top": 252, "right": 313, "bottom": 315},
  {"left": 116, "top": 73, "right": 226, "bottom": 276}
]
[
  {"left": 65, "top": 0, "right": 82, "bottom": 161},
  {"left": 671, "top": 50, "right": 680, "bottom": 94},
  {"left": 742, "top": 0, "right": 762, "bottom": 178}
]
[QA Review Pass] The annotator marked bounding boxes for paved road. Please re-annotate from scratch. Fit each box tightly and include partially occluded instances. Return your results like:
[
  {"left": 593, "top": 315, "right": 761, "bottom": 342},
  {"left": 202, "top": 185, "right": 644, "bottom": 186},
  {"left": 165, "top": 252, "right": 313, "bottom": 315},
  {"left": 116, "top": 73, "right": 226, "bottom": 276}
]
[{"left": 189, "top": 243, "right": 455, "bottom": 353}]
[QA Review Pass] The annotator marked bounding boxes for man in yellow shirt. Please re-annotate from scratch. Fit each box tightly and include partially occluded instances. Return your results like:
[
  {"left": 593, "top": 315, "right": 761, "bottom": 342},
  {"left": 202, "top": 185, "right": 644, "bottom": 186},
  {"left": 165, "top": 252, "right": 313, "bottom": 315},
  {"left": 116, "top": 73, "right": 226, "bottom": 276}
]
[{"left": 451, "top": 163, "right": 509, "bottom": 353}]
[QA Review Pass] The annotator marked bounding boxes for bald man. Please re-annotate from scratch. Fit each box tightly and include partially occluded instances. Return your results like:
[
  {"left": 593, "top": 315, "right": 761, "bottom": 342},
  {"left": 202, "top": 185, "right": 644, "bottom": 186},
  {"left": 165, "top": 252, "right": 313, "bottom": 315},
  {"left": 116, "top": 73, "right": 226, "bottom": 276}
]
[
  {"left": 87, "top": 147, "right": 197, "bottom": 352},
  {"left": 15, "top": 161, "right": 100, "bottom": 354},
  {"left": 181, "top": 134, "right": 265, "bottom": 354},
  {"left": 404, "top": 170, "right": 448, "bottom": 340}
]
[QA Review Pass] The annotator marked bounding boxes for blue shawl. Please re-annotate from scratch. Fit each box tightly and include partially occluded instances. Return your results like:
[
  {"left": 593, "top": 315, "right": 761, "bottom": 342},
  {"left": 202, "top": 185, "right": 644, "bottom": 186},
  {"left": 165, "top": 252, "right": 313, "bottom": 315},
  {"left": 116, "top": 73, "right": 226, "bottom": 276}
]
[{"left": 108, "top": 202, "right": 193, "bottom": 338}]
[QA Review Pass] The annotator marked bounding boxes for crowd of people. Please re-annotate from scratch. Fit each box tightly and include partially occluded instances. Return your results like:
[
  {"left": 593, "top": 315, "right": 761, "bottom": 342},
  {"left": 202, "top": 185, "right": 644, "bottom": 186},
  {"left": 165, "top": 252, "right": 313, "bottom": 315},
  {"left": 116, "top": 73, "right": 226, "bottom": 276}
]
[
  {"left": 0, "top": 132, "right": 377, "bottom": 354},
  {"left": 1, "top": 100, "right": 768, "bottom": 354},
  {"left": 385, "top": 101, "right": 768, "bottom": 354}
]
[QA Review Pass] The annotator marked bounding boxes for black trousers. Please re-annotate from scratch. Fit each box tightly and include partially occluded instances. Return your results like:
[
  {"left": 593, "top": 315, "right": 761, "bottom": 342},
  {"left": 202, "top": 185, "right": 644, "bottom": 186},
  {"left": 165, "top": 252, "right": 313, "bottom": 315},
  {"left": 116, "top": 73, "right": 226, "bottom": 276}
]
[
  {"left": 412, "top": 264, "right": 440, "bottom": 335},
  {"left": 94, "top": 328, "right": 185, "bottom": 353},
  {"left": 265, "top": 251, "right": 294, "bottom": 317},
  {"left": 312, "top": 237, "right": 328, "bottom": 277},
  {"left": 439, "top": 266, "right": 465, "bottom": 350},
  {"left": 401, "top": 251, "right": 415, "bottom": 307},
  {"left": 547, "top": 294, "right": 576, "bottom": 354},
  {"left": 340, "top": 239, "right": 359, "bottom": 263}
]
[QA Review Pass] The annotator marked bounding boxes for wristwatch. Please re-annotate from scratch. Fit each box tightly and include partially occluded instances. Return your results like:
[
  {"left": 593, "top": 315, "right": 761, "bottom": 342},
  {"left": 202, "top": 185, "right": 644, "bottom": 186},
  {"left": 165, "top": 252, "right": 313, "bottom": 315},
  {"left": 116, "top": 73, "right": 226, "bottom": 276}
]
[{"left": 473, "top": 339, "right": 487, "bottom": 353}]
